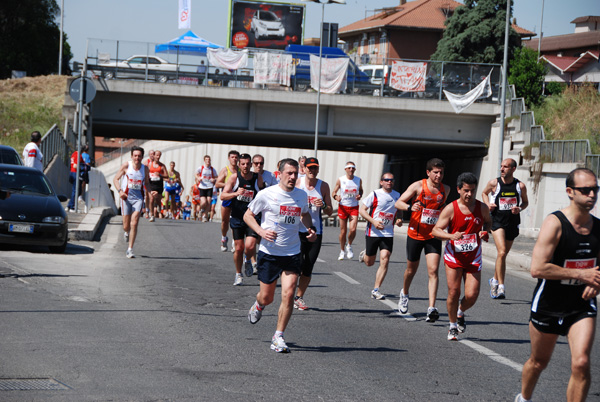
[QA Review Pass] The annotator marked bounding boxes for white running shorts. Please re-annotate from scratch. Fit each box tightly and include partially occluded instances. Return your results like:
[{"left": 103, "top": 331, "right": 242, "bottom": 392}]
[{"left": 122, "top": 198, "right": 144, "bottom": 215}]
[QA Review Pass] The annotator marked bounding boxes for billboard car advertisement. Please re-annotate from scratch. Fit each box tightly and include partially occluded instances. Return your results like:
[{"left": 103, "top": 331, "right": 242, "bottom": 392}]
[{"left": 228, "top": 0, "right": 305, "bottom": 50}]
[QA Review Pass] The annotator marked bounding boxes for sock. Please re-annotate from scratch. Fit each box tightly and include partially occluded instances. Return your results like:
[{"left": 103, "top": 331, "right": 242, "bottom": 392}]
[
  {"left": 373, "top": 288, "right": 379, "bottom": 292},
  {"left": 295, "top": 296, "right": 300, "bottom": 300},
  {"left": 274, "top": 331, "right": 284, "bottom": 339},
  {"left": 457, "top": 308, "right": 464, "bottom": 317},
  {"left": 236, "top": 273, "right": 242, "bottom": 278},
  {"left": 222, "top": 236, "right": 227, "bottom": 241},
  {"left": 449, "top": 322, "right": 457, "bottom": 329},
  {"left": 401, "top": 289, "right": 407, "bottom": 297},
  {"left": 254, "top": 301, "right": 264, "bottom": 311}
]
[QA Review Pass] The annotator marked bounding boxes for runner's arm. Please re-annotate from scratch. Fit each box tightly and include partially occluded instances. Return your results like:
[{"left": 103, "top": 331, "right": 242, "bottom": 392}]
[
  {"left": 113, "top": 162, "right": 128, "bottom": 200},
  {"left": 301, "top": 212, "right": 317, "bottom": 242},
  {"left": 396, "top": 181, "right": 420, "bottom": 212},
  {"left": 356, "top": 179, "right": 363, "bottom": 201},
  {"left": 331, "top": 179, "right": 341, "bottom": 203},
  {"left": 481, "top": 179, "right": 498, "bottom": 211},
  {"left": 320, "top": 182, "right": 333, "bottom": 216},
  {"left": 431, "top": 204, "right": 461, "bottom": 241},
  {"left": 220, "top": 174, "right": 240, "bottom": 201},
  {"left": 359, "top": 202, "right": 384, "bottom": 230},
  {"left": 515, "top": 182, "right": 529, "bottom": 214},
  {"left": 215, "top": 167, "right": 227, "bottom": 189}
]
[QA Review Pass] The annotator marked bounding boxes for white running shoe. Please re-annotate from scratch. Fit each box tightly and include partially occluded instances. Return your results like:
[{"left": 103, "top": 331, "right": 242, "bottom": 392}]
[
  {"left": 338, "top": 250, "right": 345, "bottom": 260},
  {"left": 358, "top": 249, "right": 366, "bottom": 263},
  {"left": 371, "top": 289, "right": 385, "bottom": 300},
  {"left": 346, "top": 244, "right": 354, "bottom": 259},
  {"left": 447, "top": 327, "right": 459, "bottom": 341},
  {"left": 248, "top": 302, "right": 262, "bottom": 324},
  {"left": 294, "top": 297, "right": 308, "bottom": 310},
  {"left": 123, "top": 231, "right": 129, "bottom": 242},
  {"left": 149, "top": 216, "right": 155, "bottom": 222},
  {"left": 270, "top": 336, "right": 290, "bottom": 353},
  {"left": 398, "top": 289, "right": 409, "bottom": 314},
  {"left": 220, "top": 236, "right": 228, "bottom": 252},
  {"left": 252, "top": 262, "right": 258, "bottom": 275},
  {"left": 233, "top": 274, "right": 243, "bottom": 286},
  {"left": 126, "top": 249, "right": 135, "bottom": 259}
]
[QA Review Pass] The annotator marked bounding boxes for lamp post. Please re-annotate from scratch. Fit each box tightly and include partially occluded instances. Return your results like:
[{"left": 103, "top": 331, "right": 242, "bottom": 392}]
[
  {"left": 304, "top": 0, "right": 346, "bottom": 158},
  {"left": 58, "top": 0, "right": 64, "bottom": 75},
  {"left": 498, "top": 0, "right": 511, "bottom": 176}
]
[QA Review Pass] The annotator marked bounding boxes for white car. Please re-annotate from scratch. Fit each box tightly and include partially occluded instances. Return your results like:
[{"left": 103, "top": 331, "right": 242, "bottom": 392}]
[
  {"left": 97, "top": 55, "right": 177, "bottom": 83},
  {"left": 251, "top": 10, "right": 285, "bottom": 40}
]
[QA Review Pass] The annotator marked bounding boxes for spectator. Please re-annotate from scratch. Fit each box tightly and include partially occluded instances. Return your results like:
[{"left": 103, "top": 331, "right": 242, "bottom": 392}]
[
  {"left": 22, "top": 131, "right": 43, "bottom": 171},
  {"left": 197, "top": 60, "right": 207, "bottom": 85},
  {"left": 67, "top": 148, "right": 85, "bottom": 212}
]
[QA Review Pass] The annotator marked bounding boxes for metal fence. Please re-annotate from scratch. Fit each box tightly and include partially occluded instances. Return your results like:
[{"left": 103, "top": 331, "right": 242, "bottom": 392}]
[
  {"left": 540, "top": 140, "right": 591, "bottom": 163},
  {"left": 40, "top": 124, "right": 68, "bottom": 170},
  {"left": 586, "top": 155, "right": 600, "bottom": 177},
  {"left": 520, "top": 111, "right": 534, "bottom": 135},
  {"left": 530, "top": 125, "right": 545, "bottom": 145}
]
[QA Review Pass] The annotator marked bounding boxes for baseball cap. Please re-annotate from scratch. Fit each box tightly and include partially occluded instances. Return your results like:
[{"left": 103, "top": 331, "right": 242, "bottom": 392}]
[{"left": 305, "top": 157, "right": 319, "bottom": 168}]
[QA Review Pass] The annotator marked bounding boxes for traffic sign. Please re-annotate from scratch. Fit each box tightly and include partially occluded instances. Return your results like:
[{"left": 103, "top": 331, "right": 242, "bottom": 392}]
[{"left": 69, "top": 77, "right": 97, "bottom": 104}]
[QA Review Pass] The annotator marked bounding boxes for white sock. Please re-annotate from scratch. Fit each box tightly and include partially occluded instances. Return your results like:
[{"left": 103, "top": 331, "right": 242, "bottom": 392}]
[
  {"left": 457, "top": 308, "right": 464, "bottom": 317},
  {"left": 274, "top": 331, "right": 284, "bottom": 338},
  {"left": 449, "top": 322, "right": 457, "bottom": 329},
  {"left": 491, "top": 278, "right": 499, "bottom": 285}
]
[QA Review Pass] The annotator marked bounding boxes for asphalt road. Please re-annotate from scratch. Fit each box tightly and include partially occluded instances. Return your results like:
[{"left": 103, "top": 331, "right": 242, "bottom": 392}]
[{"left": 1, "top": 216, "right": 599, "bottom": 401}]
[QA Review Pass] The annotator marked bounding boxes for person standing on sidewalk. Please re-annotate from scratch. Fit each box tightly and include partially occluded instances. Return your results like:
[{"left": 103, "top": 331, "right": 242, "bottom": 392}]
[
  {"left": 215, "top": 150, "right": 240, "bottom": 251},
  {"left": 67, "top": 148, "right": 85, "bottom": 212},
  {"left": 22, "top": 131, "right": 43, "bottom": 171},
  {"left": 245, "top": 158, "right": 316, "bottom": 353},
  {"left": 516, "top": 168, "right": 600, "bottom": 402},
  {"left": 358, "top": 173, "right": 402, "bottom": 300},
  {"left": 113, "top": 146, "right": 150, "bottom": 258},
  {"left": 482, "top": 158, "right": 528, "bottom": 299},
  {"left": 332, "top": 162, "right": 363, "bottom": 260},
  {"left": 395, "top": 158, "right": 450, "bottom": 321}
]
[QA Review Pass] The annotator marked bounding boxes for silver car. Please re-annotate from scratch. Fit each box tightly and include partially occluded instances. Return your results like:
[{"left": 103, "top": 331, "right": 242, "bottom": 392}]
[{"left": 251, "top": 10, "right": 285, "bottom": 40}]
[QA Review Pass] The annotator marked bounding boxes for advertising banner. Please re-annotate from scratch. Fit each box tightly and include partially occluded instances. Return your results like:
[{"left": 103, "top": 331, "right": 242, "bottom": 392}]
[
  {"left": 229, "top": 0, "right": 305, "bottom": 50},
  {"left": 390, "top": 61, "right": 427, "bottom": 92},
  {"left": 178, "top": 0, "right": 191, "bottom": 30}
]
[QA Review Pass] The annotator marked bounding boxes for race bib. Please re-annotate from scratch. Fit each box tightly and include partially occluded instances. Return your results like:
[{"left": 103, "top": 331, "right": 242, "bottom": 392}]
[
  {"left": 150, "top": 172, "right": 160, "bottom": 181},
  {"left": 561, "top": 258, "right": 596, "bottom": 286},
  {"left": 127, "top": 178, "right": 142, "bottom": 191},
  {"left": 454, "top": 233, "right": 478, "bottom": 252},
  {"left": 237, "top": 189, "right": 255, "bottom": 203},
  {"left": 420, "top": 208, "right": 440, "bottom": 225},
  {"left": 278, "top": 205, "right": 301, "bottom": 225},
  {"left": 378, "top": 211, "right": 395, "bottom": 226},
  {"left": 343, "top": 188, "right": 357, "bottom": 199},
  {"left": 499, "top": 196, "right": 517, "bottom": 211}
]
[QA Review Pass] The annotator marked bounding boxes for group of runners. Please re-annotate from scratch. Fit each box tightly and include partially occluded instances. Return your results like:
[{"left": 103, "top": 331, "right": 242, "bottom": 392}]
[{"left": 113, "top": 147, "right": 600, "bottom": 401}]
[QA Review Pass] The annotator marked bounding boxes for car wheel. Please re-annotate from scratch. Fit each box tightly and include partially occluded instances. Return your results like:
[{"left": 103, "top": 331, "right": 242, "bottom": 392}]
[
  {"left": 103, "top": 71, "right": 114, "bottom": 80},
  {"left": 49, "top": 238, "right": 67, "bottom": 254},
  {"left": 157, "top": 75, "right": 168, "bottom": 83}
]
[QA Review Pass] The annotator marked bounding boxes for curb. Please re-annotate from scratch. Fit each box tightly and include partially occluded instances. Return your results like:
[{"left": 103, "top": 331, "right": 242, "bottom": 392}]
[
  {"left": 68, "top": 207, "right": 115, "bottom": 241},
  {"left": 481, "top": 242, "right": 532, "bottom": 272}
]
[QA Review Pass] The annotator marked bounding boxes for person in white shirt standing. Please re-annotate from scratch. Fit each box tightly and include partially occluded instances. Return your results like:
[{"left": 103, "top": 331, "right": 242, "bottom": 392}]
[
  {"left": 22, "top": 131, "right": 43, "bottom": 171},
  {"left": 332, "top": 162, "right": 363, "bottom": 260},
  {"left": 359, "top": 173, "right": 403, "bottom": 300}
]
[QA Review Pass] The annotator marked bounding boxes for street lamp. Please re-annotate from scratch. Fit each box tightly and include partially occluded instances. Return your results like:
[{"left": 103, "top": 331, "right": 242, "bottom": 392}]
[
  {"left": 58, "top": 0, "right": 64, "bottom": 75},
  {"left": 498, "top": 0, "right": 511, "bottom": 176},
  {"left": 304, "top": 0, "right": 346, "bottom": 158}
]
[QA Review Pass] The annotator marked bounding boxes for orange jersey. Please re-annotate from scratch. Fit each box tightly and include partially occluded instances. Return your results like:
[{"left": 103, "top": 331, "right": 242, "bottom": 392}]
[
  {"left": 191, "top": 185, "right": 201, "bottom": 204},
  {"left": 407, "top": 179, "right": 446, "bottom": 241}
]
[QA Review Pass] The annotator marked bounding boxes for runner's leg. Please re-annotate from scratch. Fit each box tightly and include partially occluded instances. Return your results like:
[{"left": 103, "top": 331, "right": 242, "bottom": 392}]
[
  {"left": 521, "top": 323, "right": 559, "bottom": 400},
  {"left": 566, "top": 317, "right": 596, "bottom": 402},
  {"left": 276, "top": 270, "right": 299, "bottom": 332}
]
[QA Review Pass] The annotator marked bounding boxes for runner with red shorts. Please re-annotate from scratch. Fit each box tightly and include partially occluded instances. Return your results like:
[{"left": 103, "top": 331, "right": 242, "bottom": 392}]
[{"left": 332, "top": 161, "right": 363, "bottom": 260}]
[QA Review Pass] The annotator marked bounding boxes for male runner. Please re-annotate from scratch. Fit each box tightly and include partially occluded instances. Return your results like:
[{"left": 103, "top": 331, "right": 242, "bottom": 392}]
[
  {"left": 359, "top": 173, "right": 402, "bottom": 300},
  {"left": 191, "top": 177, "right": 201, "bottom": 220},
  {"left": 432, "top": 172, "right": 491, "bottom": 341},
  {"left": 332, "top": 162, "right": 363, "bottom": 260},
  {"left": 196, "top": 155, "right": 218, "bottom": 222},
  {"left": 143, "top": 150, "right": 155, "bottom": 218},
  {"left": 245, "top": 158, "right": 316, "bottom": 353},
  {"left": 216, "top": 150, "right": 240, "bottom": 251},
  {"left": 147, "top": 150, "right": 168, "bottom": 222},
  {"left": 166, "top": 161, "right": 183, "bottom": 219},
  {"left": 294, "top": 157, "right": 333, "bottom": 310},
  {"left": 113, "top": 146, "right": 150, "bottom": 258},
  {"left": 221, "top": 153, "right": 263, "bottom": 286},
  {"left": 396, "top": 158, "right": 450, "bottom": 321},
  {"left": 252, "top": 154, "right": 277, "bottom": 187},
  {"left": 482, "top": 158, "right": 529, "bottom": 299},
  {"left": 517, "top": 168, "right": 600, "bottom": 402}
]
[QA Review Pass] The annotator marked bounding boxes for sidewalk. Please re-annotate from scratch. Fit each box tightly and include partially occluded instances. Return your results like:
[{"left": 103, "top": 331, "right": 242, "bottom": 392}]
[{"left": 62, "top": 200, "right": 115, "bottom": 241}]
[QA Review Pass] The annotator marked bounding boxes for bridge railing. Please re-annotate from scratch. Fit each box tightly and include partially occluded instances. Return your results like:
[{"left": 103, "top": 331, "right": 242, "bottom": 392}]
[
  {"left": 40, "top": 124, "right": 68, "bottom": 170},
  {"left": 540, "top": 140, "right": 591, "bottom": 163},
  {"left": 84, "top": 38, "right": 501, "bottom": 103}
]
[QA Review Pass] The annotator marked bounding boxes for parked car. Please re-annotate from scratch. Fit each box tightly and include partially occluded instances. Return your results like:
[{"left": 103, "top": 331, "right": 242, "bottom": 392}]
[
  {"left": 251, "top": 10, "right": 285, "bottom": 40},
  {"left": 95, "top": 55, "right": 177, "bottom": 83},
  {"left": 0, "top": 145, "right": 23, "bottom": 165},
  {"left": 0, "top": 164, "right": 68, "bottom": 253}
]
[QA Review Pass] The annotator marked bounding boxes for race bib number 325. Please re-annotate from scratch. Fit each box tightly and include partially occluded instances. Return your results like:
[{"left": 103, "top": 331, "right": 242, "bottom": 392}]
[{"left": 278, "top": 205, "right": 301, "bottom": 225}]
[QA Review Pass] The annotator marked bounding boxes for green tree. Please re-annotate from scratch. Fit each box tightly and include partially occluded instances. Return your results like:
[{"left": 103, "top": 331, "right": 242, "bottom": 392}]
[
  {"left": 0, "top": 0, "right": 72, "bottom": 79},
  {"left": 509, "top": 46, "right": 546, "bottom": 107},
  {"left": 431, "top": 0, "right": 521, "bottom": 64}
]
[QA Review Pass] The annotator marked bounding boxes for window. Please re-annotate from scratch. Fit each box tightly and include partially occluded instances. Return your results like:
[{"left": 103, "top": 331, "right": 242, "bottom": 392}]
[
  {"left": 369, "top": 36, "right": 375, "bottom": 54},
  {"left": 380, "top": 36, "right": 387, "bottom": 56}
]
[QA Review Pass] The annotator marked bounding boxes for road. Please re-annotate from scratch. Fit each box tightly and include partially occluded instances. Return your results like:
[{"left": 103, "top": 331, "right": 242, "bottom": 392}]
[{"left": 1, "top": 216, "right": 599, "bottom": 401}]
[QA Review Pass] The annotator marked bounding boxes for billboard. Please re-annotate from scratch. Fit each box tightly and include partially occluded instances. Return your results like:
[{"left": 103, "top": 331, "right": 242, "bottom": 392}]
[{"left": 228, "top": 0, "right": 305, "bottom": 50}]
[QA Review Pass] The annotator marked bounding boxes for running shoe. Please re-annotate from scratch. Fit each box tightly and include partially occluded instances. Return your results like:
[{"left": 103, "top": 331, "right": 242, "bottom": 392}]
[
  {"left": 233, "top": 274, "right": 243, "bottom": 286},
  {"left": 220, "top": 236, "right": 228, "bottom": 252},
  {"left": 426, "top": 307, "right": 440, "bottom": 323},
  {"left": 497, "top": 285, "right": 506, "bottom": 299},
  {"left": 514, "top": 393, "right": 528, "bottom": 402},
  {"left": 248, "top": 301, "right": 262, "bottom": 324},
  {"left": 149, "top": 216, "right": 155, "bottom": 222},
  {"left": 126, "top": 249, "right": 135, "bottom": 259},
  {"left": 123, "top": 231, "right": 129, "bottom": 242},
  {"left": 398, "top": 289, "right": 409, "bottom": 314},
  {"left": 270, "top": 336, "right": 290, "bottom": 353},
  {"left": 457, "top": 315, "right": 466, "bottom": 333},
  {"left": 371, "top": 289, "right": 385, "bottom": 300},
  {"left": 294, "top": 297, "right": 308, "bottom": 310},
  {"left": 489, "top": 278, "right": 499, "bottom": 299},
  {"left": 447, "top": 327, "right": 459, "bottom": 341},
  {"left": 358, "top": 249, "right": 366, "bottom": 263},
  {"left": 252, "top": 262, "right": 258, "bottom": 275},
  {"left": 202, "top": 216, "right": 208, "bottom": 223},
  {"left": 244, "top": 259, "right": 253, "bottom": 277},
  {"left": 346, "top": 244, "right": 354, "bottom": 259},
  {"left": 338, "top": 250, "right": 345, "bottom": 260}
]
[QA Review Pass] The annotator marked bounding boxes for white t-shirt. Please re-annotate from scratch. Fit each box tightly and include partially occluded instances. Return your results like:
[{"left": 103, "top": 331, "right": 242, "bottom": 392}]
[
  {"left": 362, "top": 188, "right": 400, "bottom": 237},
  {"left": 196, "top": 165, "right": 217, "bottom": 189},
  {"left": 297, "top": 177, "right": 324, "bottom": 235},
  {"left": 248, "top": 185, "right": 309, "bottom": 256},
  {"left": 23, "top": 142, "right": 43, "bottom": 171},
  {"left": 260, "top": 170, "right": 277, "bottom": 187},
  {"left": 338, "top": 175, "right": 361, "bottom": 207},
  {"left": 121, "top": 161, "right": 145, "bottom": 201}
]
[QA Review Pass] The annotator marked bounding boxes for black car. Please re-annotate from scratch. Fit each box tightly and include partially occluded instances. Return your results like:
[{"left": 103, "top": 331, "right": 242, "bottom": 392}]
[
  {"left": 0, "top": 144, "right": 24, "bottom": 165},
  {"left": 0, "top": 164, "right": 68, "bottom": 253}
]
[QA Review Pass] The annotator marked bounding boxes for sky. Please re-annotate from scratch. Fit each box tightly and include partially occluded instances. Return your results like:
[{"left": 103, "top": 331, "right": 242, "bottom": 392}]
[{"left": 62, "top": 0, "right": 600, "bottom": 64}]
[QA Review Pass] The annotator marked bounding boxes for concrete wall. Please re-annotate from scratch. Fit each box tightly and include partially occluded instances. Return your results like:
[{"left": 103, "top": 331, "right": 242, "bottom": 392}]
[{"left": 44, "top": 155, "right": 71, "bottom": 197}]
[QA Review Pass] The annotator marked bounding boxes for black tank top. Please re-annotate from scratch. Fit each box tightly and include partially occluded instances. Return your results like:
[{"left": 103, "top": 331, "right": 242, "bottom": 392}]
[
  {"left": 531, "top": 211, "right": 600, "bottom": 316},
  {"left": 231, "top": 172, "right": 259, "bottom": 221},
  {"left": 490, "top": 177, "right": 521, "bottom": 227}
]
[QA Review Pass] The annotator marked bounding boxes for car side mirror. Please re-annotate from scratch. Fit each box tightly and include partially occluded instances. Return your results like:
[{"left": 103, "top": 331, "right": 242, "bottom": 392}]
[{"left": 58, "top": 195, "right": 68, "bottom": 202}]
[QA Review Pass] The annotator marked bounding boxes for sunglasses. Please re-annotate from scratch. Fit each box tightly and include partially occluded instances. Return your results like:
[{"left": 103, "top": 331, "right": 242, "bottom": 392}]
[
  {"left": 382, "top": 178, "right": 394, "bottom": 182},
  {"left": 571, "top": 186, "right": 599, "bottom": 195},
  {"left": 253, "top": 162, "right": 264, "bottom": 165}
]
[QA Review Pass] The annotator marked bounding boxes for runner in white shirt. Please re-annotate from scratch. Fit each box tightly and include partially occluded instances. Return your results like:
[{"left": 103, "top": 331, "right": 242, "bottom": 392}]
[
  {"left": 252, "top": 154, "right": 277, "bottom": 187},
  {"left": 22, "top": 131, "right": 43, "bottom": 171},
  {"left": 332, "top": 162, "right": 363, "bottom": 260},
  {"left": 196, "top": 155, "right": 218, "bottom": 222},
  {"left": 244, "top": 158, "right": 316, "bottom": 353},
  {"left": 359, "top": 173, "right": 403, "bottom": 300}
]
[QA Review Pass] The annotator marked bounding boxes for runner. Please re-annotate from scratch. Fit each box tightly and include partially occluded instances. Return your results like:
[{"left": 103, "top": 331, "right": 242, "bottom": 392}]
[
  {"left": 196, "top": 155, "right": 218, "bottom": 222},
  {"left": 252, "top": 154, "right": 277, "bottom": 187},
  {"left": 516, "top": 168, "right": 600, "bottom": 402},
  {"left": 147, "top": 151, "right": 168, "bottom": 222},
  {"left": 294, "top": 157, "right": 333, "bottom": 310},
  {"left": 358, "top": 173, "right": 402, "bottom": 300},
  {"left": 298, "top": 156, "right": 307, "bottom": 179},
  {"left": 432, "top": 172, "right": 491, "bottom": 341},
  {"left": 332, "top": 161, "right": 363, "bottom": 260},
  {"left": 215, "top": 150, "right": 240, "bottom": 251},
  {"left": 395, "top": 158, "right": 450, "bottom": 321},
  {"left": 182, "top": 195, "right": 192, "bottom": 220},
  {"left": 221, "top": 153, "right": 264, "bottom": 286},
  {"left": 166, "top": 161, "right": 183, "bottom": 219},
  {"left": 245, "top": 158, "right": 316, "bottom": 353},
  {"left": 142, "top": 150, "right": 155, "bottom": 218},
  {"left": 112, "top": 146, "right": 150, "bottom": 258},
  {"left": 191, "top": 177, "right": 201, "bottom": 220},
  {"left": 482, "top": 158, "right": 529, "bottom": 299},
  {"left": 210, "top": 186, "right": 218, "bottom": 222}
]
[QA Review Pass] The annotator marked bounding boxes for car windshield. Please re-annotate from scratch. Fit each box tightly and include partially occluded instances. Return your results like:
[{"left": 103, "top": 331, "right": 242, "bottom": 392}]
[
  {"left": 260, "top": 11, "right": 279, "bottom": 22},
  {"left": 0, "top": 149, "right": 23, "bottom": 165},
  {"left": 0, "top": 169, "right": 53, "bottom": 196}
]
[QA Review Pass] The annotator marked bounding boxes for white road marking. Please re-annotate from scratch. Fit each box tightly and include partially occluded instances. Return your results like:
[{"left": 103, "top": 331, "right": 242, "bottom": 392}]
[
  {"left": 317, "top": 258, "right": 326, "bottom": 263},
  {"left": 334, "top": 271, "right": 360, "bottom": 285},
  {"left": 459, "top": 339, "right": 524, "bottom": 372}
]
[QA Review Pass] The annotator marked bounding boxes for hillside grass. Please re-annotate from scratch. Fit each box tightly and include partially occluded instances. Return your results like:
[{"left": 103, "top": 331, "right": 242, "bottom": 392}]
[
  {"left": 0, "top": 75, "right": 68, "bottom": 151},
  {"left": 533, "top": 84, "right": 600, "bottom": 154}
]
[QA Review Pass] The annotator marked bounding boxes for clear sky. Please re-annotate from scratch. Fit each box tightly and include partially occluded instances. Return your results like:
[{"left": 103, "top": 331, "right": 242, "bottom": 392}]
[{"left": 62, "top": 0, "right": 600, "bottom": 63}]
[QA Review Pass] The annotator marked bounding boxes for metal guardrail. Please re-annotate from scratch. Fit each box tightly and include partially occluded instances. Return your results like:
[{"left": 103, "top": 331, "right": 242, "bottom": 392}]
[
  {"left": 520, "top": 111, "right": 534, "bottom": 134},
  {"left": 540, "top": 140, "right": 591, "bottom": 163},
  {"left": 510, "top": 98, "right": 525, "bottom": 117},
  {"left": 586, "top": 155, "right": 600, "bottom": 177},
  {"left": 40, "top": 124, "right": 68, "bottom": 170}
]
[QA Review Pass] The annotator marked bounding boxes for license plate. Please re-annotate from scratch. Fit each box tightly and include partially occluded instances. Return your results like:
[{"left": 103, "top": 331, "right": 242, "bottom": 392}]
[{"left": 9, "top": 224, "right": 34, "bottom": 234}]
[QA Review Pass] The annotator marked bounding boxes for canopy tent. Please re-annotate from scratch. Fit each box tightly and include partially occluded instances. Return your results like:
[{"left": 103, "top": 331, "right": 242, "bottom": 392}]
[{"left": 155, "top": 30, "right": 222, "bottom": 55}]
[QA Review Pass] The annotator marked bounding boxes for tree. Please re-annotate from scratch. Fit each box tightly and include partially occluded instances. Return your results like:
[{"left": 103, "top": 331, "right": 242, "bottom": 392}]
[
  {"left": 431, "top": 0, "right": 521, "bottom": 65},
  {"left": 509, "top": 47, "right": 546, "bottom": 107},
  {"left": 0, "top": 0, "right": 72, "bottom": 79}
]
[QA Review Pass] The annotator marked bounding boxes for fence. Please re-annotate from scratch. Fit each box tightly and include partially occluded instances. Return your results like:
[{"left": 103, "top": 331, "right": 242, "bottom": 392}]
[
  {"left": 540, "top": 140, "right": 591, "bottom": 163},
  {"left": 41, "top": 124, "right": 68, "bottom": 170}
]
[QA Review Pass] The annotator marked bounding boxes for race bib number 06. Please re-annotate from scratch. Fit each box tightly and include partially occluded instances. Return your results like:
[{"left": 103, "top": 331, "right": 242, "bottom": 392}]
[
  {"left": 278, "top": 205, "right": 301, "bottom": 225},
  {"left": 561, "top": 258, "right": 596, "bottom": 286},
  {"left": 454, "top": 233, "right": 478, "bottom": 252}
]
